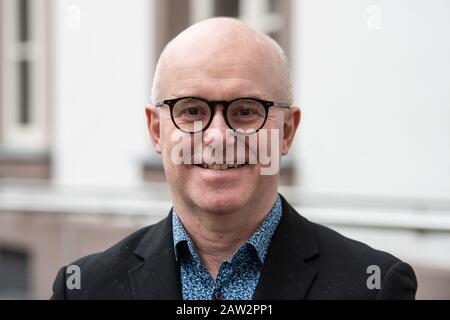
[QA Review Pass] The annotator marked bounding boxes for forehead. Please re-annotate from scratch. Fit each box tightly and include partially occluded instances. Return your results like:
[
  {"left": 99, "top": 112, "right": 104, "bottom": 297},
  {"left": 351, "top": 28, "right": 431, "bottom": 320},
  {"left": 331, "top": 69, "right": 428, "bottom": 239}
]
[{"left": 159, "top": 35, "right": 281, "bottom": 100}]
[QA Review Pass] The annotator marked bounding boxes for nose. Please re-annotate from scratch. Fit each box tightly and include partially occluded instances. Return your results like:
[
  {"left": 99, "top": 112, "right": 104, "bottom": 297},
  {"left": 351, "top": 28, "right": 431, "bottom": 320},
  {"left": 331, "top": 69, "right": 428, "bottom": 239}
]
[
  {"left": 203, "top": 105, "right": 235, "bottom": 146},
  {"left": 207, "top": 105, "right": 227, "bottom": 130}
]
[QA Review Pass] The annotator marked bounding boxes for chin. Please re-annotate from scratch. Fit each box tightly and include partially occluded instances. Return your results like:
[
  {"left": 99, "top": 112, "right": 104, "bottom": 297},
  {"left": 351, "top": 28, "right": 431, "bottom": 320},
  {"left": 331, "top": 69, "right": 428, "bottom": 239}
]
[{"left": 189, "top": 190, "right": 252, "bottom": 215}]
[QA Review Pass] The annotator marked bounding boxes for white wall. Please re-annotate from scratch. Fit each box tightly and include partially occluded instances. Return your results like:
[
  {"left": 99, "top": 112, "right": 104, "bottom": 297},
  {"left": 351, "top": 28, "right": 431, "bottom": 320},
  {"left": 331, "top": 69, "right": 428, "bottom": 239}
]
[
  {"left": 292, "top": 0, "right": 450, "bottom": 199},
  {"left": 52, "top": 0, "right": 153, "bottom": 187}
]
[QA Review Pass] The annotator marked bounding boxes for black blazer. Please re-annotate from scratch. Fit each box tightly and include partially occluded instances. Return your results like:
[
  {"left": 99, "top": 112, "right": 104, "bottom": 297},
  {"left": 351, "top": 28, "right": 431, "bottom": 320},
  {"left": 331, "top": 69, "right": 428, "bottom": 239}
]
[{"left": 51, "top": 195, "right": 417, "bottom": 299}]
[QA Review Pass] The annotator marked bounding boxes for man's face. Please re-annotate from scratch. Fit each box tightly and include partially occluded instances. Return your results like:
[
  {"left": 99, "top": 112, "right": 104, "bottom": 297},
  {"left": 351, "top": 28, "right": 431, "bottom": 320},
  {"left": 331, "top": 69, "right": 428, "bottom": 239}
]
[{"left": 147, "top": 34, "right": 298, "bottom": 215}]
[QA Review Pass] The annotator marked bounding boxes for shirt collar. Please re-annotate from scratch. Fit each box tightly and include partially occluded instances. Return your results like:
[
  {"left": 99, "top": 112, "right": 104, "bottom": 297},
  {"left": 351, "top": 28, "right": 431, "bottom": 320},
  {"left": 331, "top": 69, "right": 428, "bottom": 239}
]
[
  {"left": 172, "top": 209, "right": 199, "bottom": 263},
  {"left": 246, "top": 194, "right": 283, "bottom": 263},
  {"left": 172, "top": 194, "right": 283, "bottom": 265}
]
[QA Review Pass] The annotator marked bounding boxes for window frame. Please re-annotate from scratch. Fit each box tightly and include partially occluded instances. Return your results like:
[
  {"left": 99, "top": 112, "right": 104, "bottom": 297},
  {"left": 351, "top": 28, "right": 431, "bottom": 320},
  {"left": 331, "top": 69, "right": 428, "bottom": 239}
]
[{"left": 0, "top": 0, "right": 50, "bottom": 151}]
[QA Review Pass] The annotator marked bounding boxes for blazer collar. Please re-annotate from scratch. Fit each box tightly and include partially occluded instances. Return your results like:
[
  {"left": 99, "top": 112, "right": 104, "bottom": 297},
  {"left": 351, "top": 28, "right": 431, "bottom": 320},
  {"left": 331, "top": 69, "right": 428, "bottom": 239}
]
[
  {"left": 129, "top": 194, "right": 320, "bottom": 300},
  {"left": 253, "top": 194, "right": 319, "bottom": 299},
  {"left": 128, "top": 210, "right": 182, "bottom": 299}
]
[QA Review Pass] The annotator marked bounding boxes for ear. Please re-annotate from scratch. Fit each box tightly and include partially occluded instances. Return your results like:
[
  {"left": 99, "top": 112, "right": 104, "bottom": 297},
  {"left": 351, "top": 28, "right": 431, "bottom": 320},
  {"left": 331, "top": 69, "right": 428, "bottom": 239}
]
[
  {"left": 281, "top": 106, "right": 301, "bottom": 156},
  {"left": 145, "top": 104, "right": 162, "bottom": 154}
]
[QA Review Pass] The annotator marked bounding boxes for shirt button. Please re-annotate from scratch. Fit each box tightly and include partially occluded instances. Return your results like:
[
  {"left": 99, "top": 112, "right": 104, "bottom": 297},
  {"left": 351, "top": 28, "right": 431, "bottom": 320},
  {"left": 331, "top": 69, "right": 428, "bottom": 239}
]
[{"left": 213, "top": 290, "right": 224, "bottom": 300}]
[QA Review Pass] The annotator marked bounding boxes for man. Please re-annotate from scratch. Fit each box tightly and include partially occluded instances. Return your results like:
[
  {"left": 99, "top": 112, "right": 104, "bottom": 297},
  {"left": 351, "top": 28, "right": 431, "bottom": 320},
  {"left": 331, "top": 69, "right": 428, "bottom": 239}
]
[{"left": 51, "top": 17, "right": 417, "bottom": 299}]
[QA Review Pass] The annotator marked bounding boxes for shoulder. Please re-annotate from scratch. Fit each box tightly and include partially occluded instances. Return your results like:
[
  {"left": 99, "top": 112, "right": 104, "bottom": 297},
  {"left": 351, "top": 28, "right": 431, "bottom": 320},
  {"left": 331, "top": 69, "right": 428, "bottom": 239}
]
[
  {"left": 73, "top": 224, "right": 152, "bottom": 272},
  {"left": 279, "top": 194, "right": 417, "bottom": 299},
  {"left": 280, "top": 194, "right": 400, "bottom": 268},
  {"left": 308, "top": 221, "right": 417, "bottom": 299},
  {"left": 50, "top": 221, "right": 159, "bottom": 299},
  {"left": 309, "top": 220, "right": 400, "bottom": 268},
  {"left": 305, "top": 215, "right": 417, "bottom": 299}
]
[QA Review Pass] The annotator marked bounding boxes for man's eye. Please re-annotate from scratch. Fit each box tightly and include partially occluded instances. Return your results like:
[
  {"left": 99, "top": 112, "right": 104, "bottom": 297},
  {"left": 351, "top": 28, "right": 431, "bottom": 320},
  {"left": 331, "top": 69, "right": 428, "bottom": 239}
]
[
  {"left": 188, "top": 107, "right": 200, "bottom": 115},
  {"left": 235, "top": 108, "right": 255, "bottom": 116},
  {"left": 183, "top": 107, "right": 204, "bottom": 116}
]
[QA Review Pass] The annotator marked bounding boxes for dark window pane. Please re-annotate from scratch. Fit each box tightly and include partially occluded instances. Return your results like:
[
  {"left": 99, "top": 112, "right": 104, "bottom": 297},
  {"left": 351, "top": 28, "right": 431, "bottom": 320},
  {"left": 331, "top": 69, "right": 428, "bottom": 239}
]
[
  {"left": 0, "top": 248, "right": 30, "bottom": 299},
  {"left": 214, "top": 0, "right": 239, "bottom": 17},
  {"left": 18, "top": 60, "right": 31, "bottom": 125},
  {"left": 18, "top": 0, "right": 30, "bottom": 42},
  {"left": 268, "top": 0, "right": 278, "bottom": 13},
  {"left": 267, "top": 32, "right": 277, "bottom": 40}
]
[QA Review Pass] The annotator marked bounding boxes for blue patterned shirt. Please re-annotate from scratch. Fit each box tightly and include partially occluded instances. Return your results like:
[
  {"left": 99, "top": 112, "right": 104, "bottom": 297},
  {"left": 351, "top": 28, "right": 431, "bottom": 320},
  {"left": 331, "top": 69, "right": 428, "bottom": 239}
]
[{"left": 172, "top": 194, "right": 283, "bottom": 300}]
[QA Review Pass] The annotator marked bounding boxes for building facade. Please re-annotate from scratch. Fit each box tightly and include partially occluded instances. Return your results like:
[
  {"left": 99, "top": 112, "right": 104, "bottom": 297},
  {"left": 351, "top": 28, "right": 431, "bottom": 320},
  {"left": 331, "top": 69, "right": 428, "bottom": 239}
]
[{"left": 1, "top": 0, "right": 450, "bottom": 299}]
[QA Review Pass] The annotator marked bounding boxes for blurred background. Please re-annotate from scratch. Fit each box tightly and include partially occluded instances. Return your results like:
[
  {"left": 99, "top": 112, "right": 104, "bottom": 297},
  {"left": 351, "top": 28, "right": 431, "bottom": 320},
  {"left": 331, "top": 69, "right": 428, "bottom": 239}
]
[{"left": 0, "top": 0, "right": 449, "bottom": 299}]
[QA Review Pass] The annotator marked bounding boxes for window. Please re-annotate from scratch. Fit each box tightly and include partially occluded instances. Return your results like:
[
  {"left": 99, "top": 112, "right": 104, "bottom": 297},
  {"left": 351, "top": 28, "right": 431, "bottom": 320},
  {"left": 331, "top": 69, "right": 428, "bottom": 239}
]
[
  {"left": 190, "top": 0, "right": 291, "bottom": 64},
  {"left": 0, "top": 0, "right": 50, "bottom": 151},
  {"left": 214, "top": 0, "right": 239, "bottom": 17},
  {"left": 0, "top": 247, "right": 31, "bottom": 299},
  {"left": 191, "top": 0, "right": 287, "bottom": 39}
]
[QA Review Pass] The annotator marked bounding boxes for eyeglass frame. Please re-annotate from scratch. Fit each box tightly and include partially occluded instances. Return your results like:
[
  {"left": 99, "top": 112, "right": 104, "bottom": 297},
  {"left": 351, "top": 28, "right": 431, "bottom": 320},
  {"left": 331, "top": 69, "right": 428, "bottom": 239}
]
[{"left": 155, "top": 96, "right": 291, "bottom": 134}]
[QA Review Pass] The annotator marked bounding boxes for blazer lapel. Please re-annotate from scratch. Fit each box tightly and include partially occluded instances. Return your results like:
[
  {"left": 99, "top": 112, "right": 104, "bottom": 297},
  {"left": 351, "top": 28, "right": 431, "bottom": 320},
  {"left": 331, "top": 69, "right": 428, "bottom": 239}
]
[
  {"left": 254, "top": 195, "right": 319, "bottom": 299},
  {"left": 128, "top": 211, "right": 182, "bottom": 299},
  {"left": 128, "top": 196, "right": 319, "bottom": 300}
]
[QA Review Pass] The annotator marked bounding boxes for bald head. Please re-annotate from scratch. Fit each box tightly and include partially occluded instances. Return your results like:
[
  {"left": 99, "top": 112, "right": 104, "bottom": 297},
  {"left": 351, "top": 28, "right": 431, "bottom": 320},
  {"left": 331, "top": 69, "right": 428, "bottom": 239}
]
[{"left": 151, "top": 17, "right": 293, "bottom": 104}]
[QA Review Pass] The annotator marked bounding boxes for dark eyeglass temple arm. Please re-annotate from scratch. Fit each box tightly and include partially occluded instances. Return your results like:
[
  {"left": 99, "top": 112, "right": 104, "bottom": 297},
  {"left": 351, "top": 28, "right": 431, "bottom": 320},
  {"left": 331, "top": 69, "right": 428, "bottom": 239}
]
[{"left": 274, "top": 101, "right": 291, "bottom": 108}]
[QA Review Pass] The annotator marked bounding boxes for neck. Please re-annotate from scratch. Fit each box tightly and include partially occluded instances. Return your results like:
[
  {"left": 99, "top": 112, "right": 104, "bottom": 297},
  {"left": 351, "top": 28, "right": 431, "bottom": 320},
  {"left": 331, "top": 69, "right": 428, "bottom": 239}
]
[{"left": 173, "top": 193, "right": 277, "bottom": 278}]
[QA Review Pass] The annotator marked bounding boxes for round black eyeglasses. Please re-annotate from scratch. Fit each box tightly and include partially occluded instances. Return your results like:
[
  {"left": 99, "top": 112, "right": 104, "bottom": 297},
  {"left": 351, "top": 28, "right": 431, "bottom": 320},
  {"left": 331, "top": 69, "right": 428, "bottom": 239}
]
[{"left": 155, "top": 96, "right": 291, "bottom": 134}]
